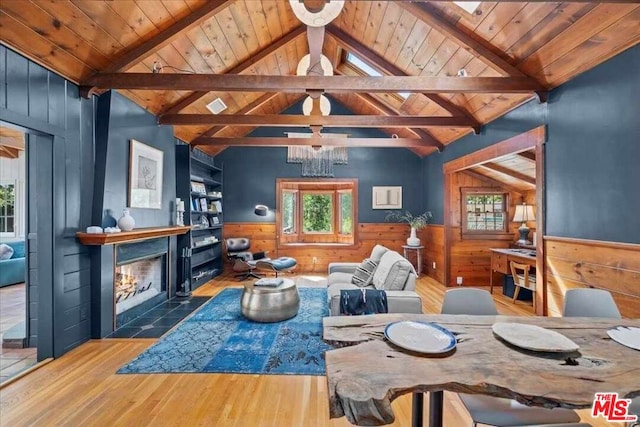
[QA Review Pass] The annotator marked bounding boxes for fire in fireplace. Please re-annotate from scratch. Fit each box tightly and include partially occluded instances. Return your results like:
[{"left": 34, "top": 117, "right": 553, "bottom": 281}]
[{"left": 115, "top": 256, "right": 164, "bottom": 315}]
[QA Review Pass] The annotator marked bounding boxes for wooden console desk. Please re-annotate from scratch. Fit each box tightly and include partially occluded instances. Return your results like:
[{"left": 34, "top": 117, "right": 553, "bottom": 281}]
[{"left": 490, "top": 248, "right": 537, "bottom": 293}]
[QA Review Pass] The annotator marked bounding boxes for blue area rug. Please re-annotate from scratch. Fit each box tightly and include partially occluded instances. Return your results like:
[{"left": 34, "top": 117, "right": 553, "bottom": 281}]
[{"left": 118, "top": 287, "right": 332, "bottom": 376}]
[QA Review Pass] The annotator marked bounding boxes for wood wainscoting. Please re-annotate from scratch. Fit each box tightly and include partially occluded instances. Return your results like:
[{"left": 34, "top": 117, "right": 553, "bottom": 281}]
[
  {"left": 421, "top": 225, "right": 445, "bottom": 284},
  {"left": 223, "top": 222, "right": 412, "bottom": 273},
  {"left": 545, "top": 236, "right": 640, "bottom": 318}
]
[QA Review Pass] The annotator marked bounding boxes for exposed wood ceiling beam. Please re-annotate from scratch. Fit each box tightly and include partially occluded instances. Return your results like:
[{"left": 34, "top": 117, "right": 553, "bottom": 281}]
[
  {"left": 517, "top": 151, "right": 537, "bottom": 162},
  {"left": 353, "top": 92, "right": 444, "bottom": 153},
  {"left": 326, "top": 25, "right": 482, "bottom": 134},
  {"left": 158, "top": 26, "right": 306, "bottom": 116},
  {"left": 461, "top": 170, "right": 523, "bottom": 195},
  {"left": 80, "top": 0, "right": 234, "bottom": 96},
  {"left": 193, "top": 93, "right": 282, "bottom": 141},
  {"left": 192, "top": 137, "right": 438, "bottom": 148},
  {"left": 159, "top": 114, "right": 478, "bottom": 128},
  {"left": 480, "top": 162, "right": 536, "bottom": 185},
  {"left": 81, "top": 74, "right": 543, "bottom": 96},
  {"left": 397, "top": 2, "right": 547, "bottom": 102},
  {"left": 0, "top": 146, "right": 20, "bottom": 159}
]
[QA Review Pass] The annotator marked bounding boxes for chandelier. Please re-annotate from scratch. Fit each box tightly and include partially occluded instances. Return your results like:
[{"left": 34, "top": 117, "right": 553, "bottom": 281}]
[{"left": 286, "top": 133, "right": 348, "bottom": 177}]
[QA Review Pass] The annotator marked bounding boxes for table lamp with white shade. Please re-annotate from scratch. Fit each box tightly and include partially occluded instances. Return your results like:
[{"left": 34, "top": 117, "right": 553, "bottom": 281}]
[{"left": 513, "top": 203, "right": 536, "bottom": 245}]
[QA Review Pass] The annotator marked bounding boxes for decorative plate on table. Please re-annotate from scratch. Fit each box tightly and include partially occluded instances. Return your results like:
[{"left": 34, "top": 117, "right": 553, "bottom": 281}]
[
  {"left": 607, "top": 326, "right": 640, "bottom": 351},
  {"left": 384, "top": 321, "right": 456, "bottom": 354},
  {"left": 492, "top": 322, "right": 579, "bottom": 353}
]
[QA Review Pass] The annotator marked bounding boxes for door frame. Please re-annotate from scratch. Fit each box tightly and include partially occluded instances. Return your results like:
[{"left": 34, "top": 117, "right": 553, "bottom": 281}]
[
  {"left": 442, "top": 126, "right": 547, "bottom": 315},
  {"left": 1, "top": 119, "right": 57, "bottom": 360}
]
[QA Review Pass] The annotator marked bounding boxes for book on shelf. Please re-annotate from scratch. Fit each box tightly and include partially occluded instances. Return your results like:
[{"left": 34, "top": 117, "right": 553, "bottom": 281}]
[
  {"left": 254, "top": 278, "right": 283, "bottom": 287},
  {"left": 191, "top": 181, "right": 206, "bottom": 194},
  {"left": 199, "top": 198, "right": 208, "bottom": 211}
]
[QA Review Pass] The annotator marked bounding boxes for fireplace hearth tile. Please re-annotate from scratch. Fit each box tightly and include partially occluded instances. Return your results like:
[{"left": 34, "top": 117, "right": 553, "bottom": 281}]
[{"left": 107, "top": 296, "right": 210, "bottom": 339}]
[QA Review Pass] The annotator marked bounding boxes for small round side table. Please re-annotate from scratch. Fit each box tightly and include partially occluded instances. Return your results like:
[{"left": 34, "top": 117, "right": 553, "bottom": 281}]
[
  {"left": 402, "top": 245, "right": 424, "bottom": 276},
  {"left": 241, "top": 278, "right": 300, "bottom": 322}
]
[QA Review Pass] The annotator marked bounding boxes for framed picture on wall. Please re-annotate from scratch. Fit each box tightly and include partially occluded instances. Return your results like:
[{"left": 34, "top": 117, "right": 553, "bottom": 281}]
[
  {"left": 129, "top": 139, "right": 164, "bottom": 209},
  {"left": 372, "top": 186, "right": 402, "bottom": 209}
]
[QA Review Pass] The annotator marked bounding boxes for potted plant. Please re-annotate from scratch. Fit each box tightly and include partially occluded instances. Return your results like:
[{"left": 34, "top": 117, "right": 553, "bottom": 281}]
[{"left": 385, "top": 210, "right": 433, "bottom": 246}]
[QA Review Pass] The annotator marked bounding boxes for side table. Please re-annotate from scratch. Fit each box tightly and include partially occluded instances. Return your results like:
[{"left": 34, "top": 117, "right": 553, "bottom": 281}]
[{"left": 402, "top": 245, "right": 424, "bottom": 276}]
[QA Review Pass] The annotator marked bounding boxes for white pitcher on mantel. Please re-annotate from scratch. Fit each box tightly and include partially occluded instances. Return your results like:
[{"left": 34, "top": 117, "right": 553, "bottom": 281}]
[
  {"left": 407, "top": 227, "right": 420, "bottom": 246},
  {"left": 118, "top": 208, "right": 135, "bottom": 231}
]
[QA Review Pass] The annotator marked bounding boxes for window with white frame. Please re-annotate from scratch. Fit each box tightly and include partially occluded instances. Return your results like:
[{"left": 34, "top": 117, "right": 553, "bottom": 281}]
[{"left": 0, "top": 181, "right": 16, "bottom": 236}]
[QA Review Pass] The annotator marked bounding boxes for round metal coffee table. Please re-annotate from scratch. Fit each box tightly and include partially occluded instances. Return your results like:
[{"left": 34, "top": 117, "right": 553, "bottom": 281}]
[{"left": 241, "top": 278, "right": 300, "bottom": 322}]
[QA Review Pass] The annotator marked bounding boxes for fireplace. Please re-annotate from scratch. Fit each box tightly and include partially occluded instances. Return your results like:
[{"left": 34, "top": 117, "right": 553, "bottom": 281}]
[
  {"left": 115, "top": 256, "right": 164, "bottom": 314},
  {"left": 114, "top": 239, "right": 169, "bottom": 328}
]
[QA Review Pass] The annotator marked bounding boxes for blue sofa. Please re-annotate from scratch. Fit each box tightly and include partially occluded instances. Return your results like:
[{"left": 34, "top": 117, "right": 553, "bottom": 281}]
[{"left": 0, "top": 240, "right": 25, "bottom": 287}]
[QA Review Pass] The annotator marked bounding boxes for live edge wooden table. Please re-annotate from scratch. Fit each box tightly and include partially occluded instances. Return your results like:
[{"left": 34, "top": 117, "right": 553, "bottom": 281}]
[{"left": 322, "top": 314, "right": 640, "bottom": 427}]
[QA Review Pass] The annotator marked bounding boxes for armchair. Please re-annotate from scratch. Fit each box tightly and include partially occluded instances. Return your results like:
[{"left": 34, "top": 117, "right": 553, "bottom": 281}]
[{"left": 225, "top": 237, "right": 269, "bottom": 281}]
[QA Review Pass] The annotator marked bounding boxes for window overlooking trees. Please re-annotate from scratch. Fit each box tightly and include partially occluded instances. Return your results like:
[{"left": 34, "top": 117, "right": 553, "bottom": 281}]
[
  {"left": 0, "top": 182, "right": 16, "bottom": 236},
  {"left": 277, "top": 179, "right": 357, "bottom": 246},
  {"left": 461, "top": 187, "right": 510, "bottom": 239}
]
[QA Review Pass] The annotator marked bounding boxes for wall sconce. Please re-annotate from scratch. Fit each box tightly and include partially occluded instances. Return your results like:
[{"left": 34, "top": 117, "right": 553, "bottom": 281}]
[
  {"left": 513, "top": 203, "right": 536, "bottom": 245},
  {"left": 254, "top": 204, "right": 269, "bottom": 217}
]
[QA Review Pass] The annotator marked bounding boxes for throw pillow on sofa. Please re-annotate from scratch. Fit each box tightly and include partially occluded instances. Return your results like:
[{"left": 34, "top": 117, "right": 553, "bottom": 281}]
[
  {"left": 372, "top": 251, "right": 415, "bottom": 291},
  {"left": 351, "top": 258, "right": 378, "bottom": 287},
  {"left": 369, "top": 244, "right": 389, "bottom": 262},
  {"left": 0, "top": 243, "right": 14, "bottom": 260}
]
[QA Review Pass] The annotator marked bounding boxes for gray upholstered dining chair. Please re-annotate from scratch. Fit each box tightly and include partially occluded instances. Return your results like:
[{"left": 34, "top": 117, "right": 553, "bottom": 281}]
[
  {"left": 562, "top": 288, "right": 621, "bottom": 318},
  {"left": 440, "top": 288, "right": 582, "bottom": 427}
]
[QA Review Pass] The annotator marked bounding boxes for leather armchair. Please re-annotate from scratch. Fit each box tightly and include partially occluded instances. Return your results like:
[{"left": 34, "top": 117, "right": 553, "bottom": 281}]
[{"left": 225, "top": 237, "right": 269, "bottom": 281}]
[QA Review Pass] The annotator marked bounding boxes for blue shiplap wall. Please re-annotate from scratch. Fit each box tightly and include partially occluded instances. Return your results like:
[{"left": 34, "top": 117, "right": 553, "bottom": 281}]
[{"left": 0, "top": 46, "right": 95, "bottom": 358}]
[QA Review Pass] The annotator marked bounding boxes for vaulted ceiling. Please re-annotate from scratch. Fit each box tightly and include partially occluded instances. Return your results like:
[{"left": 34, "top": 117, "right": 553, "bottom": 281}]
[{"left": 1, "top": 1, "right": 638, "bottom": 157}]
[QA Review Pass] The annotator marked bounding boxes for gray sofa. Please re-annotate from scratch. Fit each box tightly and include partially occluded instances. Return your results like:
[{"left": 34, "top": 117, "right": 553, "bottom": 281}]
[{"left": 326, "top": 245, "right": 423, "bottom": 316}]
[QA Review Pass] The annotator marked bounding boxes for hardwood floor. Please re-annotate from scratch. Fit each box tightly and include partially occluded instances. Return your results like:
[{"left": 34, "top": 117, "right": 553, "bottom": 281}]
[
  {"left": 0, "top": 273, "right": 612, "bottom": 426},
  {"left": 0, "top": 283, "right": 37, "bottom": 383}
]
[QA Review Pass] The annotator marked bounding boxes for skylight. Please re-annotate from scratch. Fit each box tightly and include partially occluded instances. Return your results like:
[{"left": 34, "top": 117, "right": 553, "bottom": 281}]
[
  {"left": 453, "top": 1, "right": 481, "bottom": 15},
  {"left": 345, "top": 53, "right": 411, "bottom": 102}
]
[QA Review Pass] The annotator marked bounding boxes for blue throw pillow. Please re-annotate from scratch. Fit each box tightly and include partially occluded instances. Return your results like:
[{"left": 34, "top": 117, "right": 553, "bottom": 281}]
[{"left": 0, "top": 243, "right": 14, "bottom": 260}]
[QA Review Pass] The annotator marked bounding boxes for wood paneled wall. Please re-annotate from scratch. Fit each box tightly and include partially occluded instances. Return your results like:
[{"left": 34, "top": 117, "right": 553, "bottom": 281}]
[
  {"left": 446, "top": 172, "right": 536, "bottom": 287},
  {"left": 223, "top": 222, "right": 412, "bottom": 273},
  {"left": 545, "top": 237, "right": 640, "bottom": 318},
  {"left": 421, "top": 225, "right": 445, "bottom": 284}
]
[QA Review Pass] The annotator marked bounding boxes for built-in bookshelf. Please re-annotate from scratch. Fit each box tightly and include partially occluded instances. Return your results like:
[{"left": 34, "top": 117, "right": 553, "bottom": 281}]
[{"left": 176, "top": 144, "right": 223, "bottom": 290}]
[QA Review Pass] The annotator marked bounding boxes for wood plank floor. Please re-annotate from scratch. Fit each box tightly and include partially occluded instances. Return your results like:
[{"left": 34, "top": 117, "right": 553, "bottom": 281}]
[
  {"left": 0, "top": 283, "right": 37, "bottom": 383},
  {"left": 0, "top": 273, "right": 613, "bottom": 426}
]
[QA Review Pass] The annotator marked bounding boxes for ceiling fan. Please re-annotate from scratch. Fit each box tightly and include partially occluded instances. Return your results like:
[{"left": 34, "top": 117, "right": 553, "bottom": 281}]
[{"left": 289, "top": 0, "right": 345, "bottom": 121}]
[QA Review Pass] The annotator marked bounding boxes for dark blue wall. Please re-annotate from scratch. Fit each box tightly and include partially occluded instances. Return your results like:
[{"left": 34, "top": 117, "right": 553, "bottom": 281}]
[
  {"left": 0, "top": 46, "right": 95, "bottom": 358},
  {"left": 424, "top": 45, "right": 639, "bottom": 244},
  {"left": 94, "top": 91, "right": 176, "bottom": 228},
  {"left": 217, "top": 97, "right": 424, "bottom": 223},
  {"left": 545, "top": 46, "right": 640, "bottom": 243}
]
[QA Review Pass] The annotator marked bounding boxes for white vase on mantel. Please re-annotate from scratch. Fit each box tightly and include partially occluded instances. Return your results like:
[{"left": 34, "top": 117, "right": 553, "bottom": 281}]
[
  {"left": 407, "top": 227, "right": 421, "bottom": 246},
  {"left": 118, "top": 208, "right": 135, "bottom": 231}
]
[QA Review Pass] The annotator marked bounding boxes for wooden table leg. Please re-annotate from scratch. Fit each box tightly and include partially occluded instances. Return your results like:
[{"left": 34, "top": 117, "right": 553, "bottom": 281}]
[
  {"left": 412, "top": 392, "right": 423, "bottom": 427},
  {"left": 429, "top": 391, "right": 444, "bottom": 427},
  {"left": 490, "top": 271, "right": 494, "bottom": 294},
  {"left": 417, "top": 248, "right": 423, "bottom": 276}
]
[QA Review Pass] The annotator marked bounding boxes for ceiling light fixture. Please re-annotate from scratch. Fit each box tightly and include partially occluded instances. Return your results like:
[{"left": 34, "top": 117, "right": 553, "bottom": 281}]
[
  {"left": 206, "top": 98, "right": 227, "bottom": 115},
  {"left": 453, "top": 1, "right": 481, "bottom": 15},
  {"left": 457, "top": 68, "right": 469, "bottom": 77}
]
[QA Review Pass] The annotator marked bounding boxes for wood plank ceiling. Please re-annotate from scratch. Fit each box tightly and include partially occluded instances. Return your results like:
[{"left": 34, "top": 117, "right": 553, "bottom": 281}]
[{"left": 1, "top": 1, "right": 638, "bottom": 157}]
